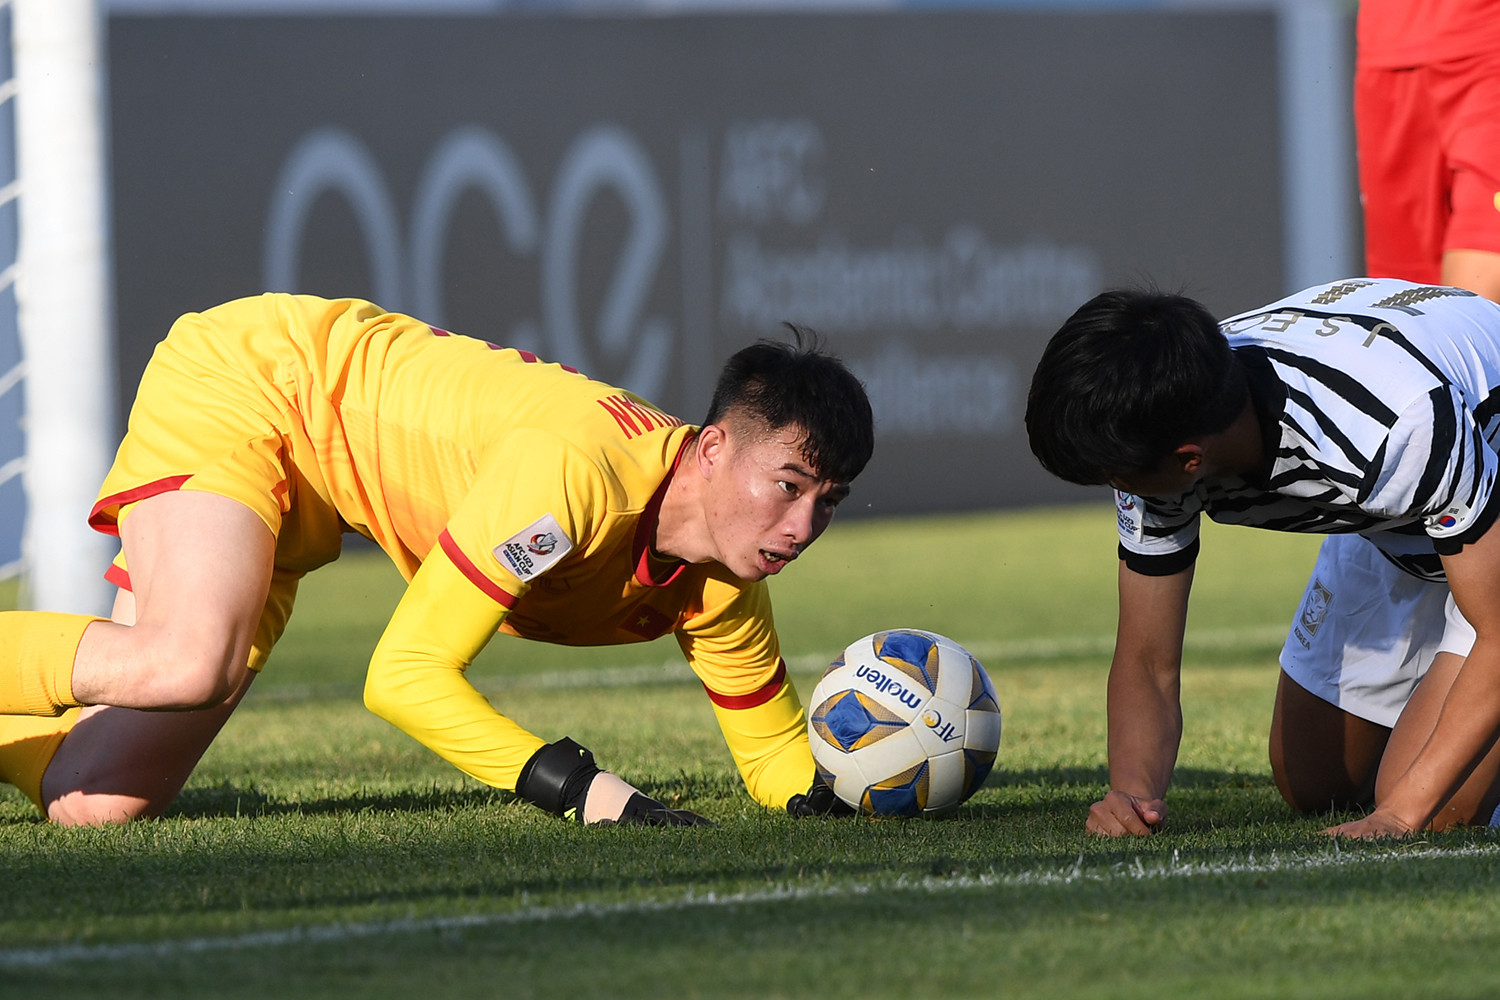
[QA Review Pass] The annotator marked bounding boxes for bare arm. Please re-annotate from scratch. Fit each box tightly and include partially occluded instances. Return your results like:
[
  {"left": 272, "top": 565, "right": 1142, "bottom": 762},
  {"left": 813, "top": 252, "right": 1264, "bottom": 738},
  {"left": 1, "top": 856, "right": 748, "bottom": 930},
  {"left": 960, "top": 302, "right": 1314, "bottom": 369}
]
[
  {"left": 1328, "top": 524, "right": 1500, "bottom": 837},
  {"left": 1089, "top": 560, "right": 1195, "bottom": 836}
]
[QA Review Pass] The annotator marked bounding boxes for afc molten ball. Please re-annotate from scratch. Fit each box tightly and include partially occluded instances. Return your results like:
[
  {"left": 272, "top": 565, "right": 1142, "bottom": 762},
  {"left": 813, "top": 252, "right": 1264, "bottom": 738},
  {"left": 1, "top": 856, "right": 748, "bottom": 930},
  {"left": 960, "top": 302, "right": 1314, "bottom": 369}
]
[{"left": 808, "top": 629, "right": 1002, "bottom": 817}]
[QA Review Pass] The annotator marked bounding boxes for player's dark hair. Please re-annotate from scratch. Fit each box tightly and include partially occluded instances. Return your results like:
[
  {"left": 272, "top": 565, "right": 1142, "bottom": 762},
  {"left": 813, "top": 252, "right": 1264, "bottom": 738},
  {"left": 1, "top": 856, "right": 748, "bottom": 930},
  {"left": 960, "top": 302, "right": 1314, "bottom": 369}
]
[
  {"left": 704, "top": 324, "right": 874, "bottom": 484},
  {"left": 1025, "top": 287, "right": 1248, "bottom": 485}
]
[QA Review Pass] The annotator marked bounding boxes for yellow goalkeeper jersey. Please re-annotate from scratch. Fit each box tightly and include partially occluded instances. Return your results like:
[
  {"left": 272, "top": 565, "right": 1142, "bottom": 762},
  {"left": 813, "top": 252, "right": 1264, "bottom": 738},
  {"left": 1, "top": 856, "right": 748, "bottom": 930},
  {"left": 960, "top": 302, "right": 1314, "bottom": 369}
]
[{"left": 89, "top": 294, "right": 812, "bottom": 809}]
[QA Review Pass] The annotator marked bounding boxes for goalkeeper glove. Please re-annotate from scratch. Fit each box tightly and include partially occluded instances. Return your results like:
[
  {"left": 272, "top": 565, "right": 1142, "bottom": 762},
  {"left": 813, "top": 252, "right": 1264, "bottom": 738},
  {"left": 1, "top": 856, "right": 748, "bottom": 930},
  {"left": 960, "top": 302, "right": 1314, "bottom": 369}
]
[
  {"left": 515, "top": 737, "right": 714, "bottom": 827},
  {"left": 786, "top": 774, "right": 856, "bottom": 817}
]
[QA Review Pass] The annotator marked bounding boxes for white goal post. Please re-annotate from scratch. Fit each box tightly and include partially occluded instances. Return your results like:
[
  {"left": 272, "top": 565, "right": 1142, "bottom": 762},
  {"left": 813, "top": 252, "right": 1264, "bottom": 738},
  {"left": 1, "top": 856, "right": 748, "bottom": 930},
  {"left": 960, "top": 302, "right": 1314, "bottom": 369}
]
[{"left": 13, "top": 0, "right": 116, "bottom": 615}]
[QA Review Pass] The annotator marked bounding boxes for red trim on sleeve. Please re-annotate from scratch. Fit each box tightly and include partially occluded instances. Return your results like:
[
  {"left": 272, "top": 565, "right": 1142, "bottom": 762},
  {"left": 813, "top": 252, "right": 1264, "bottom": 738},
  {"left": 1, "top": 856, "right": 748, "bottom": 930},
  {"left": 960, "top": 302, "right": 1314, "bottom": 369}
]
[
  {"left": 703, "top": 658, "right": 787, "bottom": 710},
  {"left": 89, "top": 475, "right": 194, "bottom": 536},
  {"left": 438, "top": 528, "right": 518, "bottom": 608},
  {"left": 103, "top": 562, "right": 132, "bottom": 592}
]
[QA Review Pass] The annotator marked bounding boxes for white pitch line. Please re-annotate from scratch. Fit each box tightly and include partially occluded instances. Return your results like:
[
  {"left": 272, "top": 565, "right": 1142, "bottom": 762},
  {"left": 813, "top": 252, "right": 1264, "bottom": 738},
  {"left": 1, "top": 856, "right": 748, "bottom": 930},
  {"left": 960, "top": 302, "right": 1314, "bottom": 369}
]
[{"left": 3, "top": 840, "right": 1497, "bottom": 969}]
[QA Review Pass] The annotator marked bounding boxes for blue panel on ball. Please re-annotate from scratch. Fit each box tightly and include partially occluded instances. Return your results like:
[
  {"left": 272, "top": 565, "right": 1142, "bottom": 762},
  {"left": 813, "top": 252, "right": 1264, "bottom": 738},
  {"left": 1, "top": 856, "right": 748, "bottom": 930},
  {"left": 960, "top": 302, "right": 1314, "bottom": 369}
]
[
  {"left": 968, "top": 656, "right": 999, "bottom": 711},
  {"left": 864, "top": 784, "right": 922, "bottom": 817},
  {"left": 822, "top": 691, "right": 878, "bottom": 751},
  {"left": 963, "top": 748, "right": 996, "bottom": 799},
  {"left": 878, "top": 631, "right": 936, "bottom": 688},
  {"left": 862, "top": 760, "right": 930, "bottom": 817}
]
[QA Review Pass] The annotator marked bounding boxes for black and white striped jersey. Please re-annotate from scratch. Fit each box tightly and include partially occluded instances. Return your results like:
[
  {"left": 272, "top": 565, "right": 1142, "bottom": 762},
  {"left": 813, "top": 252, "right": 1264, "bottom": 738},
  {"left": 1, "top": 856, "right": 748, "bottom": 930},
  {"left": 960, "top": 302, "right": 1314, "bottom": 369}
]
[{"left": 1117, "top": 278, "right": 1500, "bottom": 581}]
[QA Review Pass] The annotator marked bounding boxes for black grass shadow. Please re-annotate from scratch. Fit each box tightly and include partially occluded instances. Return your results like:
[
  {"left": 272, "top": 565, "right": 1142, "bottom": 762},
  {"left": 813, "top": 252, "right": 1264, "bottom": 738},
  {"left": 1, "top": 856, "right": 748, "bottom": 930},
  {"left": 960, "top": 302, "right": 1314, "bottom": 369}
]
[
  {"left": 166, "top": 769, "right": 731, "bottom": 821},
  {"left": 959, "top": 763, "right": 1328, "bottom": 833},
  {"left": 166, "top": 783, "right": 515, "bottom": 820}
]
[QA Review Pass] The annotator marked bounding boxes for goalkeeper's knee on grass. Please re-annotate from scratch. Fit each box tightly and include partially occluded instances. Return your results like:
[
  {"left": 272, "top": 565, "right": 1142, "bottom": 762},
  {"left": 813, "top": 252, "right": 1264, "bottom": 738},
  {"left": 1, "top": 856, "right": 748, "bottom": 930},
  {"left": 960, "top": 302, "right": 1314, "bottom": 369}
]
[{"left": 515, "top": 737, "right": 714, "bottom": 827}]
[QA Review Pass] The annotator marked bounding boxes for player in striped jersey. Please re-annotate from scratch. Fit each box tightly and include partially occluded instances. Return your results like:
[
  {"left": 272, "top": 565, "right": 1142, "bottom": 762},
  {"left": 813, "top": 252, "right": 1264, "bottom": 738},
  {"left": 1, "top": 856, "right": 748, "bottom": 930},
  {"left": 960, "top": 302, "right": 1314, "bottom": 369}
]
[
  {"left": 0, "top": 295, "right": 871, "bottom": 825},
  {"left": 1026, "top": 277, "right": 1500, "bottom": 839}
]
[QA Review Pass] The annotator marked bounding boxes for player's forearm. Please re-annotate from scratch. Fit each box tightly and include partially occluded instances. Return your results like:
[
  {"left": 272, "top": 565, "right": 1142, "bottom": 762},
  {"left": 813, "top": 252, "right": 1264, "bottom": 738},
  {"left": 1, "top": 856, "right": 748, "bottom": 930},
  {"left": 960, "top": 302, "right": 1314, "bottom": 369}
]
[
  {"left": 364, "top": 540, "right": 543, "bottom": 787},
  {"left": 709, "top": 681, "right": 815, "bottom": 809},
  {"left": 1105, "top": 657, "right": 1183, "bottom": 800},
  {"left": 364, "top": 651, "right": 545, "bottom": 790},
  {"left": 1379, "top": 635, "right": 1500, "bottom": 830},
  {"left": 1108, "top": 564, "right": 1191, "bottom": 801}
]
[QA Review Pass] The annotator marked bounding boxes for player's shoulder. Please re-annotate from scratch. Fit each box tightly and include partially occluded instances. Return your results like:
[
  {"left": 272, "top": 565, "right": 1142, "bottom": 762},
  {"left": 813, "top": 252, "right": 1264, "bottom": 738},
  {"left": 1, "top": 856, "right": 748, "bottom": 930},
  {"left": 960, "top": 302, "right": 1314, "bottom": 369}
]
[
  {"left": 532, "top": 377, "right": 697, "bottom": 506},
  {"left": 1223, "top": 278, "right": 1499, "bottom": 384},
  {"left": 680, "top": 566, "right": 773, "bottom": 630},
  {"left": 1226, "top": 277, "right": 1497, "bottom": 330}
]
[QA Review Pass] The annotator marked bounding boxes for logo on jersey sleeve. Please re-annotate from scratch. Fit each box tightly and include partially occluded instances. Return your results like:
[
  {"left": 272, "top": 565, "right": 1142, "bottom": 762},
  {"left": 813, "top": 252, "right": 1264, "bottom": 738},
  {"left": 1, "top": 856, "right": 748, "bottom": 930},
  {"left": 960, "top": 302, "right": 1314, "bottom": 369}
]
[
  {"left": 1430, "top": 494, "right": 1481, "bottom": 534},
  {"left": 1115, "top": 490, "right": 1144, "bottom": 543},
  {"left": 493, "top": 513, "right": 574, "bottom": 581}
]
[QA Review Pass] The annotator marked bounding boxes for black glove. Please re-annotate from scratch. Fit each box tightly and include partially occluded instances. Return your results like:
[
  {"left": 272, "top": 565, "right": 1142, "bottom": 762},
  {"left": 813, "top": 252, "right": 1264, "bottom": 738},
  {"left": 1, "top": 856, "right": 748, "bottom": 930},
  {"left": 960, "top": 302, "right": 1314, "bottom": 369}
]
[
  {"left": 607, "top": 792, "right": 716, "bottom": 827},
  {"left": 786, "top": 775, "right": 856, "bottom": 818},
  {"left": 516, "top": 738, "right": 715, "bottom": 826}
]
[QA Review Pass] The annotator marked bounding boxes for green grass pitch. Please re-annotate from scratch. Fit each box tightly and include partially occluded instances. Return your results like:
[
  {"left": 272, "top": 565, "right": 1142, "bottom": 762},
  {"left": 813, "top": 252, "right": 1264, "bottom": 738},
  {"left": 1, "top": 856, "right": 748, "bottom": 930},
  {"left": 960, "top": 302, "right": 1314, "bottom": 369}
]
[{"left": 5, "top": 505, "right": 1500, "bottom": 998}]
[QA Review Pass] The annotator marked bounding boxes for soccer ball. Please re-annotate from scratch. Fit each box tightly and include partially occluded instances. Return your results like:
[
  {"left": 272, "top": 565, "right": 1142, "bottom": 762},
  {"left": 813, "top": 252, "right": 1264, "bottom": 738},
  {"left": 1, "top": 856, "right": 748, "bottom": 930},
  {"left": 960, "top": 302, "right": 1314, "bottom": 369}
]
[{"left": 808, "top": 629, "right": 1002, "bottom": 817}]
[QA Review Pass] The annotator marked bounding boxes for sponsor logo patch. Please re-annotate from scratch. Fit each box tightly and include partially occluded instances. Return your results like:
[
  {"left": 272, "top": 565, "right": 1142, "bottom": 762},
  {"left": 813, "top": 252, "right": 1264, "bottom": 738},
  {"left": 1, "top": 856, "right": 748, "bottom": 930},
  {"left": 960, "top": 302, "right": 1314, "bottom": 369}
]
[
  {"left": 1115, "top": 490, "right": 1144, "bottom": 542},
  {"left": 1293, "top": 578, "right": 1333, "bottom": 649},
  {"left": 493, "top": 514, "right": 573, "bottom": 582}
]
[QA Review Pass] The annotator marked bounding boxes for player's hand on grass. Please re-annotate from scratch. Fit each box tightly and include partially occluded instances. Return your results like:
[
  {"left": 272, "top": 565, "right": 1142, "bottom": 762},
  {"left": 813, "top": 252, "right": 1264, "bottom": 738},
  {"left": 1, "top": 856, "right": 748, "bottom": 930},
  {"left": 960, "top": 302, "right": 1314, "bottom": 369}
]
[
  {"left": 786, "top": 775, "right": 856, "bottom": 818},
  {"left": 515, "top": 737, "right": 714, "bottom": 827},
  {"left": 1322, "top": 808, "right": 1417, "bottom": 840},
  {"left": 1086, "top": 790, "right": 1166, "bottom": 836},
  {"left": 584, "top": 770, "right": 715, "bottom": 827}
]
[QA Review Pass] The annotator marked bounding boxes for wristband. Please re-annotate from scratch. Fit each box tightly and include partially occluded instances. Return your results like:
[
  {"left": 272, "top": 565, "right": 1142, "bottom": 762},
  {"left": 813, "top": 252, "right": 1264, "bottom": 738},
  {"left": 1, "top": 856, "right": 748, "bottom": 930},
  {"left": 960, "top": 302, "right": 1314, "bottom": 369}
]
[{"left": 515, "top": 737, "right": 600, "bottom": 821}]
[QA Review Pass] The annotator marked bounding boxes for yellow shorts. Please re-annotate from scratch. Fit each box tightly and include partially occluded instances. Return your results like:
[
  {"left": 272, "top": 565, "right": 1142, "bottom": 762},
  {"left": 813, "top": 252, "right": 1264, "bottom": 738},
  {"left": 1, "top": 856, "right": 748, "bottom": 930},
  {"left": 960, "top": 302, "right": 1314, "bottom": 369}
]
[
  {"left": 90, "top": 310, "right": 345, "bottom": 569},
  {"left": 89, "top": 305, "right": 345, "bottom": 672}
]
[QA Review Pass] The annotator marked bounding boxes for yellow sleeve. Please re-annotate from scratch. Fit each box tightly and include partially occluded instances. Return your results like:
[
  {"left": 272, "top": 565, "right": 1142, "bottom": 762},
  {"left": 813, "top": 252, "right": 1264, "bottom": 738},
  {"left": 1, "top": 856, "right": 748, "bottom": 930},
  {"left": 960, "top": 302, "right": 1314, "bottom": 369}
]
[
  {"left": 364, "top": 430, "right": 610, "bottom": 789},
  {"left": 364, "top": 541, "right": 545, "bottom": 791},
  {"left": 440, "top": 429, "right": 604, "bottom": 598},
  {"left": 677, "top": 578, "right": 814, "bottom": 810}
]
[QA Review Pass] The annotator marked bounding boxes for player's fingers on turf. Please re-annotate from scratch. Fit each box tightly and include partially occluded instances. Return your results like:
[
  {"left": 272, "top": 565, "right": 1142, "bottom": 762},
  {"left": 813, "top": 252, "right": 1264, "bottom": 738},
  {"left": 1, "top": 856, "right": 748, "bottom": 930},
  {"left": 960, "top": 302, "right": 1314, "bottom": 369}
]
[
  {"left": 1087, "top": 796, "right": 1149, "bottom": 837},
  {"left": 1133, "top": 797, "right": 1167, "bottom": 827},
  {"left": 1106, "top": 790, "right": 1156, "bottom": 834},
  {"left": 659, "top": 808, "right": 715, "bottom": 827},
  {"left": 1325, "top": 818, "right": 1385, "bottom": 839},
  {"left": 1325, "top": 816, "right": 1401, "bottom": 840}
]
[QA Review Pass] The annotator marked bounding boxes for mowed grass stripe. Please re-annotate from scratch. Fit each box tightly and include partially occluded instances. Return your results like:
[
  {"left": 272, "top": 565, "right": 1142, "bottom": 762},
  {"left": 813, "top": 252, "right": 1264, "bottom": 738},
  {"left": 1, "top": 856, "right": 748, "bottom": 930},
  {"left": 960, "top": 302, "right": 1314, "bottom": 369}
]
[
  {"left": 4, "top": 838, "right": 1492, "bottom": 969},
  {"left": 250, "top": 623, "right": 1290, "bottom": 704}
]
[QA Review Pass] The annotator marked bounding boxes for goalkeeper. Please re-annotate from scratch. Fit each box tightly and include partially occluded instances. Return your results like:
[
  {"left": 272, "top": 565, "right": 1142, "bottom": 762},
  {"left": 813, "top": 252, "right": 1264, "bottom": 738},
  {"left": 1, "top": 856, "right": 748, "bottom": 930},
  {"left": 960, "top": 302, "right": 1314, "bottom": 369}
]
[{"left": 0, "top": 294, "right": 872, "bottom": 826}]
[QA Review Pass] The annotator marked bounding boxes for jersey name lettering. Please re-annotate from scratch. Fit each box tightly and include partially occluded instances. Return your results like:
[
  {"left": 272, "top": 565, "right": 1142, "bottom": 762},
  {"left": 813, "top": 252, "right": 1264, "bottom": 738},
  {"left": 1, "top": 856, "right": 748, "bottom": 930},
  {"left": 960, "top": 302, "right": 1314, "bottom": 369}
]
[{"left": 597, "top": 394, "right": 684, "bottom": 439}]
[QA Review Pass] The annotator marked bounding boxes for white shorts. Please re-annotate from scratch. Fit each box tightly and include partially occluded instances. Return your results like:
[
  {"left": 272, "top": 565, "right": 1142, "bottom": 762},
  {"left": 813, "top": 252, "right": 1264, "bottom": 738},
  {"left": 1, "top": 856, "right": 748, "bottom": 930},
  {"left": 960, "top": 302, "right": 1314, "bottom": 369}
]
[{"left": 1279, "top": 532, "right": 1476, "bottom": 728}]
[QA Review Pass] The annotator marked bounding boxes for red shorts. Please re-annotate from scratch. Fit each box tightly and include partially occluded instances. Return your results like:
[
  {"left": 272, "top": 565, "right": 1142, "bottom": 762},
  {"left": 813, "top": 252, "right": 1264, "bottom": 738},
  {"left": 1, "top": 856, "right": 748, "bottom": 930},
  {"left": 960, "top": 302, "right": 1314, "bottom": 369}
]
[{"left": 1356, "top": 51, "right": 1500, "bottom": 282}]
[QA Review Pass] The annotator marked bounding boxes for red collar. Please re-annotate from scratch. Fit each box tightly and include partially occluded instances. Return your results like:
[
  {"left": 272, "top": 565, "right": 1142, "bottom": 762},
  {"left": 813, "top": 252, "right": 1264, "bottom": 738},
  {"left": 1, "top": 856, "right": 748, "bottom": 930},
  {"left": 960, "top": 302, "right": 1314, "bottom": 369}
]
[{"left": 632, "top": 433, "right": 696, "bottom": 587}]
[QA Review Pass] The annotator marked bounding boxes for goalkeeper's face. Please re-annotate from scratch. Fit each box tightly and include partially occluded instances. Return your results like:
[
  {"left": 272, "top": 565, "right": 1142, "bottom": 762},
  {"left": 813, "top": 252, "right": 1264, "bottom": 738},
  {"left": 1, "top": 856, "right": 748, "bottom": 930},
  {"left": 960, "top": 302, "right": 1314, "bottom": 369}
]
[{"left": 699, "top": 419, "right": 850, "bottom": 582}]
